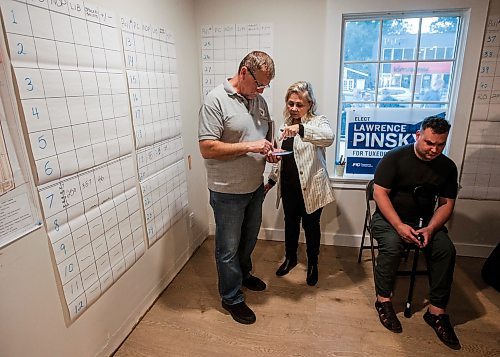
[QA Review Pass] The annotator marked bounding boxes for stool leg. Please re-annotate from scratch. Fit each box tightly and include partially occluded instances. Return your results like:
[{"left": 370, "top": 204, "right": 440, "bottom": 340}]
[{"left": 404, "top": 248, "right": 420, "bottom": 318}]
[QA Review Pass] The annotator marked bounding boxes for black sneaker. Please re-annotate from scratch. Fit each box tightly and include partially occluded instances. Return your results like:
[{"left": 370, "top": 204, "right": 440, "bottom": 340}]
[
  {"left": 221, "top": 301, "right": 256, "bottom": 324},
  {"left": 242, "top": 275, "right": 266, "bottom": 291},
  {"left": 423, "top": 310, "right": 461, "bottom": 350}
]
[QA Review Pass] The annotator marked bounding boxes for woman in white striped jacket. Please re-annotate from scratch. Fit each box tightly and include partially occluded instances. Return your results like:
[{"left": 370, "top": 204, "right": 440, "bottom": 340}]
[{"left": 265, "top": 81, "right": 335, "bottom": 286}]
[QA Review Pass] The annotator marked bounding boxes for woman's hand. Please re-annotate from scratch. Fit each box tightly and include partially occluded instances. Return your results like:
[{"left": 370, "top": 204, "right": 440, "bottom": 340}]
[
  {"left": 280, "top": 124, "right": 300, "bottom": 140},
  {"left": 264, "top": 183, "right": 275, "bottom": 194}
]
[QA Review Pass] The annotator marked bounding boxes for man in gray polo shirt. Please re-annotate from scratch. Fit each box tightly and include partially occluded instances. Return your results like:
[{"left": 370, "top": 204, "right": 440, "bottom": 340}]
[{"left": 199, "top": 51, "right": 278, "bottom": 324}]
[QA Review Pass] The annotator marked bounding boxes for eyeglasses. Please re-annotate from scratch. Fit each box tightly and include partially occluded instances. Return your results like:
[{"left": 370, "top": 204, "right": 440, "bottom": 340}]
[{"left": 246, "top": 67, "right": 270, "bottom": 89}]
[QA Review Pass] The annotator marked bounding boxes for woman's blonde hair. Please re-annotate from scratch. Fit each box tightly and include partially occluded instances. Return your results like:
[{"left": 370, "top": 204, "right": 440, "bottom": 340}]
[{"left": 283, "top": 81, "right": 317, "bottom": 125}]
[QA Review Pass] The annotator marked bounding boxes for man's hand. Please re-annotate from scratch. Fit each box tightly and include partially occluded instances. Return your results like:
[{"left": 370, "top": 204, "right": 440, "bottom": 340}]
[
  {"left": 395, "top": 222, "right": 423, "bottom": 247},
  {"left": 265, "top": 151, "right": 281, "bottom": 163},
  {"left": 248, "top": 139, "right": 274, "bottom": 155},
  {"left": 415, "top": 226, "right": 434, "bottom": 248}
]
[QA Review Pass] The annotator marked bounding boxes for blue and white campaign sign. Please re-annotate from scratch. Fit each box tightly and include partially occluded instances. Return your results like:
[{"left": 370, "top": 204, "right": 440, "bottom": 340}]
[{"left": 345, "top": 108, "right": 446, "bottom": 175}]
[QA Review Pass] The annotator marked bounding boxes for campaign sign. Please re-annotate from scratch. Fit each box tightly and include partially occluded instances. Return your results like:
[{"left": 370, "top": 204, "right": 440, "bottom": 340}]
[{"left": 345, "top": 108, "right": 446, "bottom": 175}]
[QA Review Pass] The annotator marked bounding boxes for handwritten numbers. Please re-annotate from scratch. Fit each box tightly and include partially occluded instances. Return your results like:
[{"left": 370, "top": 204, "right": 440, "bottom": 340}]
[
  {"left": 486, "top": 34, "right": 497, "bottom": 44},
  {"left": 46, "top": 193, "right": 54, "bottom": 208},
  {"left": 75, "top": 300, "right": 84, "bottom": 314},
  {"left": 45, "top": 161, "right": 53, "bottom": 176},
  {"left": 25, "top": 77, "right": 34, "bottom": 91},
  {"left": 32, "top": 107, "right": 40, "bottom": 119},
  {"left": 38, "top": 135, "right": 47, "bottom": 149},
  {"left": 11, "top": 9, "right": 17, "bottom": 24},
  {"left": 17, "top": 42, "right": 26, "bottom": 55}
]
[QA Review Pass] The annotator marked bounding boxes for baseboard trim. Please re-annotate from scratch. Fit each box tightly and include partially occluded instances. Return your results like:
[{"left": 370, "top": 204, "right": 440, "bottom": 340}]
[{"left": 256, "top": 227, "right": 492, "bottom": 258}]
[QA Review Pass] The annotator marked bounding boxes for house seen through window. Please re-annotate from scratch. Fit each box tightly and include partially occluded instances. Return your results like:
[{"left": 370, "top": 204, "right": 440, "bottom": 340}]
[{"left": 336, "top": 14, "right": 462, "bottom": 179}]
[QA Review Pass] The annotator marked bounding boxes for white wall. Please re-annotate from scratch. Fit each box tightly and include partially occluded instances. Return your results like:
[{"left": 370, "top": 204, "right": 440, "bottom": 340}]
[
  {"left": 0, "top": 1, "right": 209, "bottom": 356},
  {"left": 0, "top": 0, "right": 497, "bottom": 356},
  {"left": 195, "top": 0, "right": 496, "bottom": 257}
]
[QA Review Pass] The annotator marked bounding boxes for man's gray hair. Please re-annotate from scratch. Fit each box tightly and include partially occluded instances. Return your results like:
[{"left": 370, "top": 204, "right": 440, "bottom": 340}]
[{"left": 238, "top": 51, "right": 275, "bottom": 80}]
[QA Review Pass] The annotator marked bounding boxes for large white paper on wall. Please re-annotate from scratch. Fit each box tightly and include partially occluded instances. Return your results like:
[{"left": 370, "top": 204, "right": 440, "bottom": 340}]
[
  {"left": 121, "top": 16, "right": 188, "bottom": 246},
  {"left": 0, "top": 0, "right": 146, "bottom": 323}
]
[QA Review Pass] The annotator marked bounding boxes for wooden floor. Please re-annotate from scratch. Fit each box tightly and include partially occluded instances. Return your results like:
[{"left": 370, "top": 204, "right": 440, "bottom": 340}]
[{"left": 115, "top": 237, "right": 500, "bottom": 356}]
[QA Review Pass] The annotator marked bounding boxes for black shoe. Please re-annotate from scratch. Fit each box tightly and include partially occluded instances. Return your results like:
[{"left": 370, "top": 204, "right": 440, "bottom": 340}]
[
  {"left": 221, "top": 301, "right": 256, "bottom": 324},
  {"left": 375, "top": 301, "right": 402, "bottom": 333},
  {"left": 306, "top": 263, "right": 318, "bottom": 286},
  {"left": 424, "top": 310, "right": 461, "bottom": 350},
  {"left": 276, "top": 258, "right": 297, "bottom": 276},
  {"left": 242, "top": 275, "right": 267, "bottom": 291}
]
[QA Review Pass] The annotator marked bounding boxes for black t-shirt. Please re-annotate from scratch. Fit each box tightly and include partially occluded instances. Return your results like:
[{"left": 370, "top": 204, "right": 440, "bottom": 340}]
[
  {"left": 280, "top": 137, "right": 301, "bottom": 192},
  {"left": 374, "top": 144, "right": 458, "bottom": 224}
]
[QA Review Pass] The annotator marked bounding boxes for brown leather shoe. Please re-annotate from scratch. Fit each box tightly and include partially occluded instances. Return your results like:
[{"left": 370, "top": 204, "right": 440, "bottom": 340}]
[
  {"left": 424, "top": 310, "right": 461, "bottom": 350},
  {"left": 375, "top": 301, "right": 402, "bottom": 333}
]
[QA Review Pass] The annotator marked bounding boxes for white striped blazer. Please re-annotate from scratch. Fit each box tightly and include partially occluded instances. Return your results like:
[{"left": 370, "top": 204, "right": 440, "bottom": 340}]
[{"left": 268, "top": 115, "right": 336, "bottom": 214}]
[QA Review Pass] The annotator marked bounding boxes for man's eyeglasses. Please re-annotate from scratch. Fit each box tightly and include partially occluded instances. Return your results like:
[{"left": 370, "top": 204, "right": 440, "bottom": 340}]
[{"left": 246, "top": 67, "right": 270, "bottom": 90}]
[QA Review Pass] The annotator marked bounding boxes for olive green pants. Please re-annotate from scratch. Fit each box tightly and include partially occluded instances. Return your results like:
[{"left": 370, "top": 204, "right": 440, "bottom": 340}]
[{"left": 371, "top": 212, "right": 456, "bottom": 309}]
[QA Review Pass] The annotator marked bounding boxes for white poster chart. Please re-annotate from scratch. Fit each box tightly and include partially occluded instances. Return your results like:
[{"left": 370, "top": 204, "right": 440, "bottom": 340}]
[
  {"left": 345, "top": 108, "right": 446, "bottom": 175},
  {"left": 137, "top": 136, "right": 184, "bottom": 182},
  {"left": 0, "top": 118, "right": 14, "bottom": 195},
  {"left": 0, "top": 25, "right": 42, "bottom": 247},
  {"left": 1, "top": 0, "right": 134, "bottom": 186},
  {"left": 463, "top": 15, "right": 500, "bottom": 200},
  {"left": 200, "top": 23, "right": 274, "bottom": 111},
  {"left": 0, "top": 192, "right": 41, "bottom": 247},
  {"left": 460, "top": 143, "right": 500, "bottom": 200},
  {"left": 141, "top": 159, "right": 188, "bottom": 246},
  {"left": 120, "top": 16, "right": 181, "bottom": 151},
  {"left": 38, "top": 155, "right": 145, "bottom": 322},
  {"left": 472, "top": 15, "right": 500, "bottom": 122}
]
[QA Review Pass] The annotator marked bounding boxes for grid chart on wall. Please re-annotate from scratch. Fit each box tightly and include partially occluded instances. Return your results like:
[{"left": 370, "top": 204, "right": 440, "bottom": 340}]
[
  {"left": 0, "top": 0, "right": 147, "bottom": 323},
  {"left": 121, "top": 16, "right": 187, "bottom": 245},
  {"left": 1, "top": 0, "right": 134, "bottom": 186},
  {"left": 38, "top": 155, "right": 144, "bottom": 321},
  {"left": 460, "top": 15, "right": 500, "bottom": 200},
  {"left": 141, "top": 160, "right": 187, "bottom": 244},
  {"left": 200, "top": 23, "right": 274, "bottom": 110}
]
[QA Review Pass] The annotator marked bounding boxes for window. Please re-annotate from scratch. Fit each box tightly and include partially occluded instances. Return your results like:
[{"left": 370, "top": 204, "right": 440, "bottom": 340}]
[{"left": 336, "top": 13, "right": 461, "bottom": 179}]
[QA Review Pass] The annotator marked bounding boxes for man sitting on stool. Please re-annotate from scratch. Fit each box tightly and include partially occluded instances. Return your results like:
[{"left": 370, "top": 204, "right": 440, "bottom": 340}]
[{"left": 372, "top": 116, "right": 460, "bottom": 350}]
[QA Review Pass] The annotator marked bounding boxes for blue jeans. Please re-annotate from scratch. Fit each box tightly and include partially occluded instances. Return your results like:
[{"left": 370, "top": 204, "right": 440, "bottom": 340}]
[{"left": 209, "top": 184, "right": 264, "bottom": 305}]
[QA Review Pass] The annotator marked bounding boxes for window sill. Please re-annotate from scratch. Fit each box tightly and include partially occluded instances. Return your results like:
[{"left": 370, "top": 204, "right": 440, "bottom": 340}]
[{"left": 330, "top": 174, "right": 372, "bottom": 189}]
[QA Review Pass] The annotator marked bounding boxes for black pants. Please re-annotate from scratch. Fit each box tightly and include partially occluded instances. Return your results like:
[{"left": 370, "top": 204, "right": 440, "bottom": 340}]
[
  {"left": 281, "top": 184, "right": 323, "bottom": 265},
  {"left": 371, "top": 212, "right": 456, "bottom": 309}
]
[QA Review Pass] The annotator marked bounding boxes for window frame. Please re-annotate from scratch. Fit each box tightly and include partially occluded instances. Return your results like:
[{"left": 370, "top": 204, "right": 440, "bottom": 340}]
[{"left": 325, "top": 6, "right": 480, "bottom": 185}]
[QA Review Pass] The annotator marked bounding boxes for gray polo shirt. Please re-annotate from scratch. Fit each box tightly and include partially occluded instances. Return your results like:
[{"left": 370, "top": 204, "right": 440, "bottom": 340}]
[{"left": 198, "top": 80, "right": 272, "bottom": 194}]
